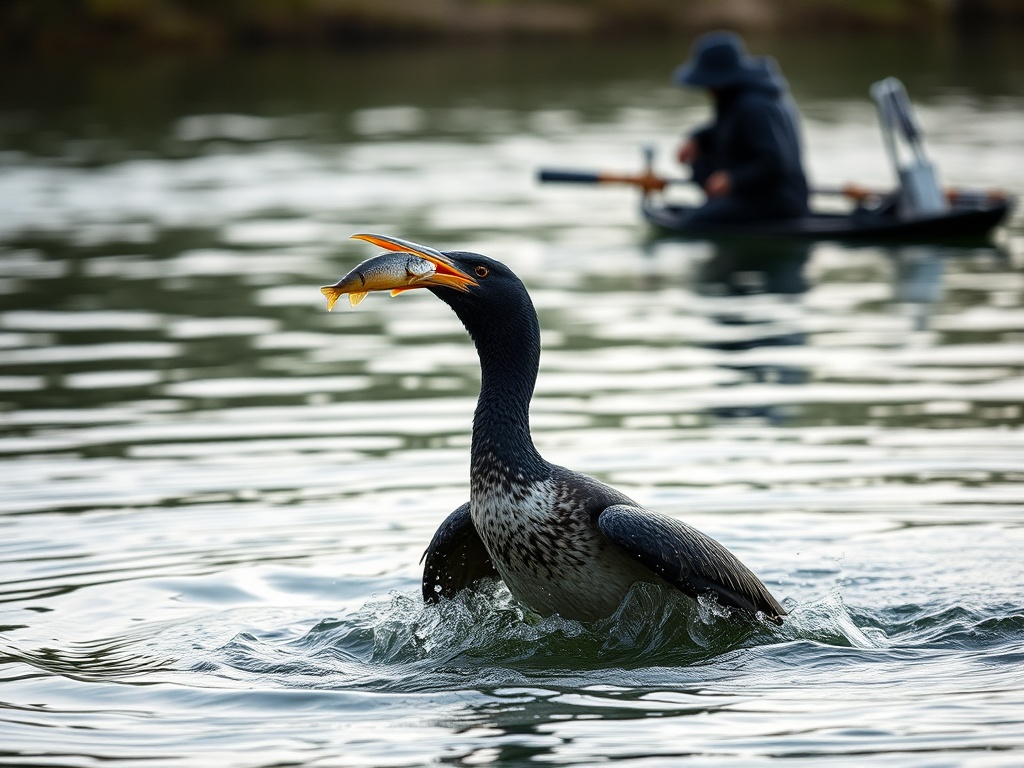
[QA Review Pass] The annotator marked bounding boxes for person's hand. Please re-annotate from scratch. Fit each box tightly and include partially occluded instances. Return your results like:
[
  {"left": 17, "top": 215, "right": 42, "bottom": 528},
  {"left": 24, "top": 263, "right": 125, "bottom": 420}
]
[
  {"left": 677, "top": 138, "right": 698, "bottom": 165},
  {"left": 705, "top": 171, "right": 731, "bottom": 198}
]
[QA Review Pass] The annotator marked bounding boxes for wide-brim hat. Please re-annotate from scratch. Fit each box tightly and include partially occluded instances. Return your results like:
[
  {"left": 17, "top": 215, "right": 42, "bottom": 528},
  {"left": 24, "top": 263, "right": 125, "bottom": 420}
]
[{"left": 673, "top": 31, "right": 764, "bottom": 90}]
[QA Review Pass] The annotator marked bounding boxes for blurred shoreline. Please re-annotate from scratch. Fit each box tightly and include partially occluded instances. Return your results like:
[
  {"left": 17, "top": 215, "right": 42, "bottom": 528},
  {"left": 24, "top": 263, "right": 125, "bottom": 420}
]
[{"left": 3, "top": 0, "right": 1023, "bottom": 59}]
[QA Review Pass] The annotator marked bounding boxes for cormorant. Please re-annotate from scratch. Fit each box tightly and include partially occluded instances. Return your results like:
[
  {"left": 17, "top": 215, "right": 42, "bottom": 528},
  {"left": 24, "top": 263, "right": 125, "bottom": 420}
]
[{"left": 322, "top": 233, "right": 786, "bottom": 624}]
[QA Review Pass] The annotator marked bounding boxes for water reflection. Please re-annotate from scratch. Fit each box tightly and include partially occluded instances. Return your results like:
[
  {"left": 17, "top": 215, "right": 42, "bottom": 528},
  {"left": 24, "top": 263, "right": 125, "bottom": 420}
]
[
  {"left": 689, "top": 239, "right": 812, "bottom": 422},
  {"left": 890, "top": 246, "right": 945, "bottom": 334},
  {"left": 695, "top": 239, "right": 811, "bottom": 299}
]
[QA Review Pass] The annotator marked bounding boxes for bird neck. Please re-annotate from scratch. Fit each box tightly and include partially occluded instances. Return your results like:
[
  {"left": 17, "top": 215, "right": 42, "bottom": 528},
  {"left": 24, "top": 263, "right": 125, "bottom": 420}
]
[{"left": 466, "top": 307, "right": 545, "bottom": 478}]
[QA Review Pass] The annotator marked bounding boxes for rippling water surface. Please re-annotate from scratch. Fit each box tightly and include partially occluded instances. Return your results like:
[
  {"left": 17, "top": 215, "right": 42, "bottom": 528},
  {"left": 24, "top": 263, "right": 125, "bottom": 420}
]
[{"left": 2, "top": 37, "right": 1024, "bottom": 766}]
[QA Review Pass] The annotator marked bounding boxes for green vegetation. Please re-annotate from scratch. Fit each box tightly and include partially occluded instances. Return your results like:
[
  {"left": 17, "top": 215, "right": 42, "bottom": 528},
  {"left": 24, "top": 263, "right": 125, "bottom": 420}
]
[{"left": 2, "top": 0, "right": 1021, "bottom": 57}]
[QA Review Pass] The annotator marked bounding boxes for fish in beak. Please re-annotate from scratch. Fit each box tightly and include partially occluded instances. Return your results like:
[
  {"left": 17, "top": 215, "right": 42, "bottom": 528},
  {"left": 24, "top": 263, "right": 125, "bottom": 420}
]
[{"left": 320, "top": 233, "right": 478, "bottom": 310}]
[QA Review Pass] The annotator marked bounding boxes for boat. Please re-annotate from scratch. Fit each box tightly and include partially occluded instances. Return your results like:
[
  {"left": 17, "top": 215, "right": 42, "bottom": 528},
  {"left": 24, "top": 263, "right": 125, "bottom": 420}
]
[
  {"left": 640, "top": 192, "right": 1013, "bottom": 242},
  {"left": 539, "top": 77, "right": 1016, "bottom": 243}
]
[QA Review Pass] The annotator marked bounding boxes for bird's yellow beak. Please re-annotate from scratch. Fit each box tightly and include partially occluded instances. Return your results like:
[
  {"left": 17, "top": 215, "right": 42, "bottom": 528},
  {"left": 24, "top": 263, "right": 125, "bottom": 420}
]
[{"left": 320, "top": 233, "right": 478, "bottom": 310}]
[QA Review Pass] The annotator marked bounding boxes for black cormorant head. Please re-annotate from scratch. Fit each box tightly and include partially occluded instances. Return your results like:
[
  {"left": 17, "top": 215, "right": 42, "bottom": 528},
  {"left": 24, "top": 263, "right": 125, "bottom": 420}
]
[{"left": 425, "top": 250, "right": 537, "bottom": 344}]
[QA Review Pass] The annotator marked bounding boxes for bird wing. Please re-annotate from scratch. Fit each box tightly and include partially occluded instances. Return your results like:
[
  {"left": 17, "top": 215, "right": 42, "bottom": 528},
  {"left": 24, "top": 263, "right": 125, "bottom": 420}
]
[
  {"left": 597, "top": 504, "right": 786, "bottom": 623},
  {"left": 420, "top": 502, "right": 499, "bottom": 603}
]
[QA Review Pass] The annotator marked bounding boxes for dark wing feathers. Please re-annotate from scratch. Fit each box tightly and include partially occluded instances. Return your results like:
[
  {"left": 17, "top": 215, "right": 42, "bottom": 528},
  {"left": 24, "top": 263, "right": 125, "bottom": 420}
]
[
  {"left": 420, "top": 502, "right": 499, "bottom": 603},
  {"left": 598, "top": 504, "right": 785, "bottom": 623}
]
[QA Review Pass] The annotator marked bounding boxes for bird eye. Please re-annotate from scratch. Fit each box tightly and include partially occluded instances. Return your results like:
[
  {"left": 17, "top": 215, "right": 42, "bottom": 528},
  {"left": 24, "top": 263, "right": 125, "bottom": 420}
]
[{"left": 474, "top": 265, "right": 489, "bottom": 278}]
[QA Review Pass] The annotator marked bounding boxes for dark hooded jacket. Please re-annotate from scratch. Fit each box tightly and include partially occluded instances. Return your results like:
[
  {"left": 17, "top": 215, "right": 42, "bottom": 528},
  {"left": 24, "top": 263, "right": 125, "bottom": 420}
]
[{"left": 689, "top": 60, "right": 809, "bottom": 219}]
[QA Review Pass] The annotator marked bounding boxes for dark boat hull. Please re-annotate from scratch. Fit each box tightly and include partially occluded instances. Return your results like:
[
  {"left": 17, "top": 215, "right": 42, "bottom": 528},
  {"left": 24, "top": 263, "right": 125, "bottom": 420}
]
[{"left": 641, "top": 196, "right": 1013, "bottom": 242}]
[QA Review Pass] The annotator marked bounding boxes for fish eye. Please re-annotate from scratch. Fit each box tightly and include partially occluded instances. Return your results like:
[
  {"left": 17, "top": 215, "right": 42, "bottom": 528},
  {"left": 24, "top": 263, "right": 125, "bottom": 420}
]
[{"left": 474, "top": 265, "right": 490, "bottom": 278}]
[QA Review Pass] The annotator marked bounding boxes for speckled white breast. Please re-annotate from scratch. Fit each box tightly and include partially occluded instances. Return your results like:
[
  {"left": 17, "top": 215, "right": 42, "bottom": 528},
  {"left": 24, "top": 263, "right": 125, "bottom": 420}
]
[{"left": 470, "top": 475, "right": 654, "bottom": 621}]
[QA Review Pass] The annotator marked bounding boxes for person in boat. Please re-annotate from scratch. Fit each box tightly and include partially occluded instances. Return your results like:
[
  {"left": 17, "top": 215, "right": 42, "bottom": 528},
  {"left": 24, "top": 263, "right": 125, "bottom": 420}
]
[{"left": 674, "top": 31, "right": 810, "bottom": 225}]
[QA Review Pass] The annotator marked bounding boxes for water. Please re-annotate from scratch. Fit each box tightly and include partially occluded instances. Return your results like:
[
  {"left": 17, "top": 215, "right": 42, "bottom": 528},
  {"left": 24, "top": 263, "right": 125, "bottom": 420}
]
[{"left": 2, "top": 36, "right": 1024, "bottom": 766}]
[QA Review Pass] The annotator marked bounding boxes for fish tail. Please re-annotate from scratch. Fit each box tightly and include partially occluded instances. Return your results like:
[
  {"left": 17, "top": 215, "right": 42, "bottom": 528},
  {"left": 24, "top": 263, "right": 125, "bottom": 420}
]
[{"left": 320, "top": 286, "right": 343, "bottom": 311}]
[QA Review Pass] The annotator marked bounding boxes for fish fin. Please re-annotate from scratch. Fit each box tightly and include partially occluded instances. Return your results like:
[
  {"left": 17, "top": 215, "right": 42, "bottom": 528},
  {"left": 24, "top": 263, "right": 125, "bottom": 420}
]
[
  {"left": 320, "top": 286, "right": 342, "bottom": 312},
  {"left": 348, "top": 291, "right": 368, "bottom": 307}
]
